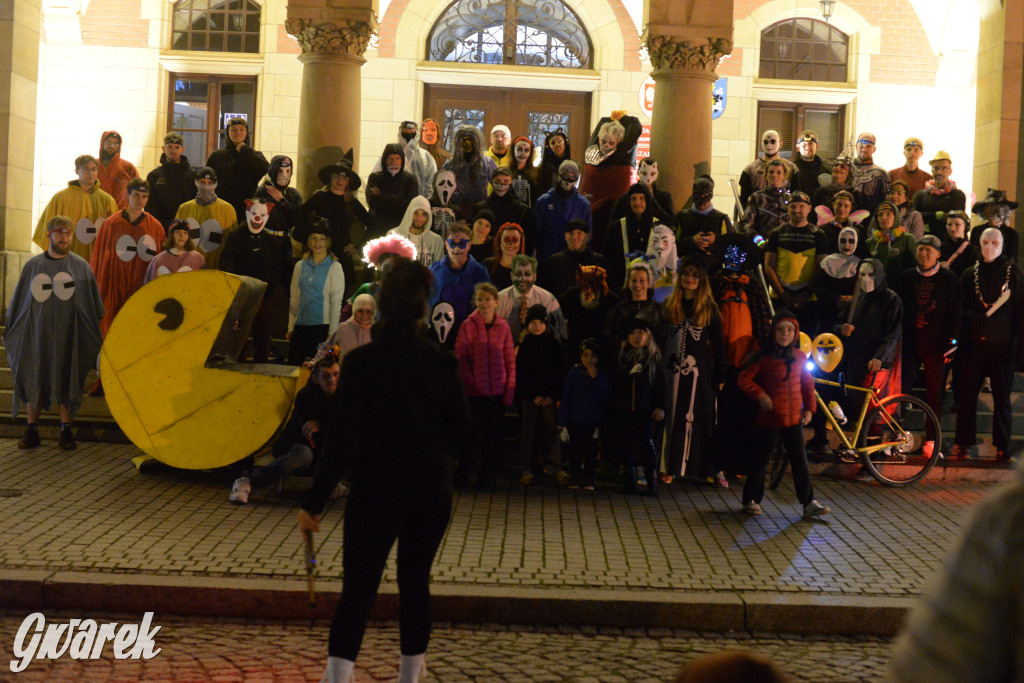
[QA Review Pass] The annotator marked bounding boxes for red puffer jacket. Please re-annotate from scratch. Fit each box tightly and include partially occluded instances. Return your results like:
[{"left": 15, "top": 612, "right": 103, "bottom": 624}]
[
  {"left": 737, "top": 349, "right": 816, "bottom": 428},
  {"left": 455, "top": 310, "right": 516, "bottom": 405}
]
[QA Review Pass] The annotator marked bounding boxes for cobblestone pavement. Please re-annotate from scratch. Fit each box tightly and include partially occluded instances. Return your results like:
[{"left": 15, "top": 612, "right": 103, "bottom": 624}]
[
  {"left": 0, "top": 611, "right": 892, "bottom": 682},
  {"left": 0, "top": 439, "right": 997, "bottom": 600}
]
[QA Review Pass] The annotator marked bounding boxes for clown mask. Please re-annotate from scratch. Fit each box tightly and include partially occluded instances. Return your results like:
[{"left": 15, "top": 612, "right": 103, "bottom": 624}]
[
  {"left": 761, "top": 130, "right": 781, "bottom": 157},
  {"left": 244, "top": 198, "right": 274, "bottom": 234}
]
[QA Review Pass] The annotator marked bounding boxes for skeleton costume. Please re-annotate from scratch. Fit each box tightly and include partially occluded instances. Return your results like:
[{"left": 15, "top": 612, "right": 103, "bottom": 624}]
[
  {"left": 5, "top": 247, "right": 104, "bottom": 419},
  {"left": 430, "top": 170, "right": 458, "bottom": 239},
  {"left": 662, "top": 257, "right": 724, "bottom": 479}
]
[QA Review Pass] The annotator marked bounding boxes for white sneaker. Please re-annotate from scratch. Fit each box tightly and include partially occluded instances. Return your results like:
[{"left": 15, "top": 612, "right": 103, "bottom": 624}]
[
  {"left": 742, "top": 501, "right": 762, "bottom": 515},
  {"left": 803, "top": 499, "right": 830, "bottom": 519},
  {"left": 229, "top": 476, "right": 251, "bottom": 504},
  {"left": 714, "top": 472, "right": 730, "bottom": 488},
  {"left": 330, "top": 481, "right": 349, "bottom": 499}
]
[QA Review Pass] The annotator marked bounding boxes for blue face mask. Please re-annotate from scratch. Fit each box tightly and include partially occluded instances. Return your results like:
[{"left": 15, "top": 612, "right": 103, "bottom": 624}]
[{"left": 723, "top": 245, "right": 748, "bottom": 272}]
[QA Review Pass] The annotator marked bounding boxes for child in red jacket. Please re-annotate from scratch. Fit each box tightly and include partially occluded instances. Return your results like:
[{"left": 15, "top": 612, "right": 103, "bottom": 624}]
[{"left": 737, "top": 309, "right": 831, "bottom": 519}]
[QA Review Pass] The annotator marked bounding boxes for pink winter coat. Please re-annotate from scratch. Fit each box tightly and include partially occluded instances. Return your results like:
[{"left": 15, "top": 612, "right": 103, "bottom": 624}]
[{"left": 455, "top": 310, "right": 516, "bottom": 405}]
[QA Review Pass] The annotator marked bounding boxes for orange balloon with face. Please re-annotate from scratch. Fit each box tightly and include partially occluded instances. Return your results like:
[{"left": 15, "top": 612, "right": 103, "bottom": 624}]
[{"left": 812, "top": 333, "right": 844, "bottom": 373}]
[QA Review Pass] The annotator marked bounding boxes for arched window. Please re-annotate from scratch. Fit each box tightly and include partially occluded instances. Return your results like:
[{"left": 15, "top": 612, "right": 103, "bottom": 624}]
[
  {"left": 759, "top": 18, "right": 848, "bottom": 82},
  {"left": 172, "top": 0, "right": 262, "bottom": 53},
  {"left": 427, "top": 0, "right": 592, "bottom": 69}
]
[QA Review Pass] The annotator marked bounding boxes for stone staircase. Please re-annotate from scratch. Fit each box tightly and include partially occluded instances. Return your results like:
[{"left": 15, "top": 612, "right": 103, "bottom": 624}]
[{"left": 0, "top": 344, "right": 128, "bottom": 443}]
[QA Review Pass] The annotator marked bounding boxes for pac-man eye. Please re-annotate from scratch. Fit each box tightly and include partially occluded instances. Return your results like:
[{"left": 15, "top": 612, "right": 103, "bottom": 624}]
[{"left": 155, "top": 298, "right": 184, "bottom": 330}]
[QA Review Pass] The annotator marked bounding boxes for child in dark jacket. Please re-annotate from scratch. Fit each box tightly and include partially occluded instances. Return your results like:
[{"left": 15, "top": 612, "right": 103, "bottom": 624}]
[
  {"left": 737, "top": 309, "right": 831, "bottom": 519},
  {"left": 558, "top": 337, "right": 612, "bottom": 490},
  {"left": 518, "top": 305, "right": 568, "bottom": 486},
  {"left": 612, "top": 319, "right": 668, "bottom": 496}
]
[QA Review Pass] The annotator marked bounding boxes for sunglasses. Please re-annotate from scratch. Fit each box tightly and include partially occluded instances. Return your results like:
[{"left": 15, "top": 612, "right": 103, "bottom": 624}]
[{"left": 447, "top": 238, "right": 470, "bottom": 249}]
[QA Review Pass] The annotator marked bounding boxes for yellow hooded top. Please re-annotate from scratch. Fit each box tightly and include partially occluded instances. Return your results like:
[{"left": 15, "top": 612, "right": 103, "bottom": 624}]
[
  {"left": 174, "top": 198, "right": 239, "bottom": 269},
  {"left": 33, "top": 181, "right": 118, "bottom": 262}
]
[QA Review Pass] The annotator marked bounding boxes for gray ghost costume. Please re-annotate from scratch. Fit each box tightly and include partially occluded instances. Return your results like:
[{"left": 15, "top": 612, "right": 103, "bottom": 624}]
[{"left": 5, "top": 252, "right": 104, "bottom": 418}]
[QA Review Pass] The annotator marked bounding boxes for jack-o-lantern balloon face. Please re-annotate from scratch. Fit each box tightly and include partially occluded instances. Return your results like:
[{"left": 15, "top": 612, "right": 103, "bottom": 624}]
[
  {"left": 812, "top": 333, "right": 844, "bottom": 373},
  {"left": 799, "top": 331, "right": 813, "bottom": 357}
]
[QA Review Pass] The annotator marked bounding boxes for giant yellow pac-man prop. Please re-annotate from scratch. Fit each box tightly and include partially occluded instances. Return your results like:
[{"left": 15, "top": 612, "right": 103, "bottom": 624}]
[
  {"left": 100, "top": 270, "right": 299, "bottom": 469},
  {"left": 812, "top": 333, "right": 844, "bottom": 373}
]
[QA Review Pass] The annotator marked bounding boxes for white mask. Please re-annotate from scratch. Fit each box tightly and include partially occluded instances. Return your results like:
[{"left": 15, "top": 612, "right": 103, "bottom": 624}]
[
  {"left": 762, "top": 130, "right": 781, "bottom": 156},
  {"left": 858, "top": 263, "right": 876, "bottom": 292},
  {"left": 980, "top": 227, "right": 1004, "bottom": 262},
  {"left": 431, "top": 301, "right": 455, "bottom": 343},
  {"left": 435, "top": 171, "right": 456, "bottom": 206},
  {"left": 638, "top": 161, "right": 659, "bottom": 186}
]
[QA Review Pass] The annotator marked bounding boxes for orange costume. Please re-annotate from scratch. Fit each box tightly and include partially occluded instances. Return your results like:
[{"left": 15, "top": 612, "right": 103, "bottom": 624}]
[
  {"left": 89, "top": 209, "right": 165, "bottom": 336},
  {"left": 97, "top": 130, "right": 140, "bottom": 210}
]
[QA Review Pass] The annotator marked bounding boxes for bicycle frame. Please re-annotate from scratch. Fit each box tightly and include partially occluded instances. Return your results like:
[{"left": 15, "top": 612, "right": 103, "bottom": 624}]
[{"left": 812, "top": 378, "right": 897, "bottom": 456}]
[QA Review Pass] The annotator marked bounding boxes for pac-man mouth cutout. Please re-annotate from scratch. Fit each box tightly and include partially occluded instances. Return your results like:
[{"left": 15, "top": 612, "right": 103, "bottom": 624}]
[{"left": 100, "top": 270, "right": 299, "bottom": 469}]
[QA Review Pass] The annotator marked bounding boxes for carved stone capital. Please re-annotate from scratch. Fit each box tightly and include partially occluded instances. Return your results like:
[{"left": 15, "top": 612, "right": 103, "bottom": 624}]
[
  {"left": 285, "top": 19, "right": 377, "bottom": 57},
  {"left": 644, "top": 34, "right": 733, "bottom": 75}
]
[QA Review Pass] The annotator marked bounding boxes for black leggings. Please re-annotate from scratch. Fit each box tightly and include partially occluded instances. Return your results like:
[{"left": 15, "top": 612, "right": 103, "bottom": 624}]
[
  {"left": 743, "top": 424, "right": 814, "bottom": 506},
  {"left": 329, "top": 490, "right": 452, "bottom": 659}
]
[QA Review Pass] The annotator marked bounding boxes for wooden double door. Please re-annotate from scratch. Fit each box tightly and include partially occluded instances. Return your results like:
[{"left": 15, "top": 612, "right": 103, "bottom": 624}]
[{"left": 424, "top": 84, "right": 591, "bottom": 164}]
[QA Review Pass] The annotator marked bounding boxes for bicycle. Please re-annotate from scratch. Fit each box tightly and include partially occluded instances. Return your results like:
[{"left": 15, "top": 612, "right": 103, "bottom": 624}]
[{"left": 768, "top": 376, "right": 942, "bottom": 488}]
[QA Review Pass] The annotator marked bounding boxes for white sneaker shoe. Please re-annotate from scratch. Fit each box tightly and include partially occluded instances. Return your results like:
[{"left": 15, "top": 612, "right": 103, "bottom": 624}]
[
  {"left": 803, "top": 499, "right": 830, "bottom": 519},
  {"left": 229, "top": 476, "right": 251, "bottom": 504},
  {"left": 742, "top": 501, "right": 762, "bottom": 515},
  {"left": 330, "top": 481, "right": 349, "bottom": 499}
]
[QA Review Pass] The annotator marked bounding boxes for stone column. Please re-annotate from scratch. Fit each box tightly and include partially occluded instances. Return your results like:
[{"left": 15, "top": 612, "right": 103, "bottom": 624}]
[
  {"left": 644, "top": 0, "right": 733, "bottom": 206},
  {"left": 286, "top": 7, "right": 377, "bottom": 200},
  {"left": 0, "top": 0, "right": 42, "bottom": 312},
  {"left": 645, "top": 36, "right": 732, "bottom": 206}
]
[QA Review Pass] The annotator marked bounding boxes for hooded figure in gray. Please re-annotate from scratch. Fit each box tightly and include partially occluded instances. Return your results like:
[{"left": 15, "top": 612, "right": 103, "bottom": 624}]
[{"left": 372, "top": 121, "right": 438, "bottom": 200}]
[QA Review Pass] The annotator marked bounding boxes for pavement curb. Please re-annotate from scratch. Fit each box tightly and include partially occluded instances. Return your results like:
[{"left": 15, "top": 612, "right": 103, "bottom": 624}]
[{"left": 0, "top": 570, "right": 913, "bottom": 636}]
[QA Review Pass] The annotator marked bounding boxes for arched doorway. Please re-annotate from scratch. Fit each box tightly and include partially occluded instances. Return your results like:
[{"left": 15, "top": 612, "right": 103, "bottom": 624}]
[{"left": 422, "top": 0, "right": 595, "bottom": 161}]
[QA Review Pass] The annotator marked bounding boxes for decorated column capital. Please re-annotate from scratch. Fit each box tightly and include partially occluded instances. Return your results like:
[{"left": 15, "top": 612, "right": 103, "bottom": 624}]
[
  {"left": 643, "top": 34, "right": 733, "bottom": 76},
  {"left": 285, "top": 17, "right": 378, "bottom": 57}
]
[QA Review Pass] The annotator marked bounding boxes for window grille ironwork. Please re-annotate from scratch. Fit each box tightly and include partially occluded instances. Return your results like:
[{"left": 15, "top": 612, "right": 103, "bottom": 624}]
[
  {"left": 527, "top": 111, "right": 571, "bottom": 147},
  {"left": 759, "top": 18, "right": 848, "bottom": 83},
  {"left": 442, "top": 108, "right": 486, "bottom": 151},
  {"left": 172, "top": 0, "right": 262, "bottom": 53},
  {"left": 428, "top": 0, "right": 591, "bottom": 69}
]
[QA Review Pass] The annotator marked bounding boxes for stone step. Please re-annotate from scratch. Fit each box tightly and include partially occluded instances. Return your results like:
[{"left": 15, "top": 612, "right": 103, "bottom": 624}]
[
  {"left": 0, "top": 389, "right": 113, "bottom": 420},
  {"left": 0, "top": 419, "right": 129, "bottom": 443}
]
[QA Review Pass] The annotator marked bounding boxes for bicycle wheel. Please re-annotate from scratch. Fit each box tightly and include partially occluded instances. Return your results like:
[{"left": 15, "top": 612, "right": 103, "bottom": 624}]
[
  {"left": 768, "top": 440, "right": 788, "bottom": 490},
  {"left": 857, "top": 393, "right": 942, "bottom": 487}
]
